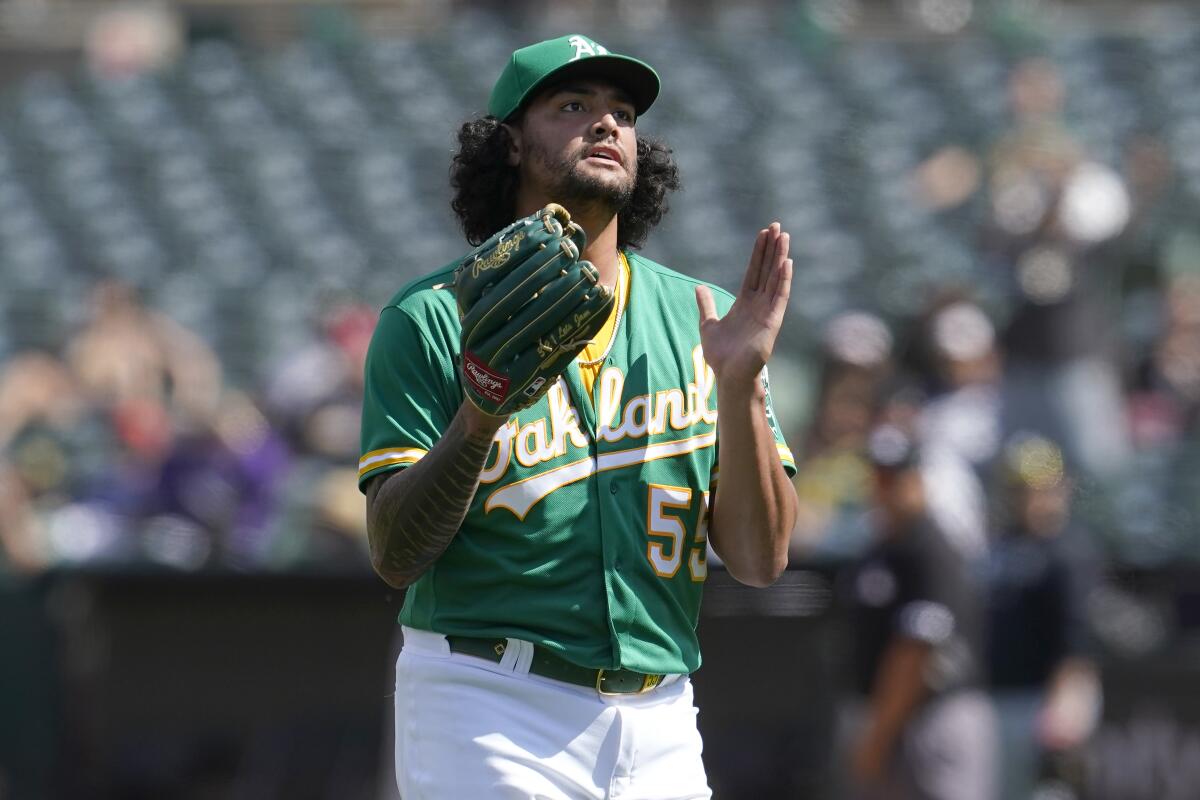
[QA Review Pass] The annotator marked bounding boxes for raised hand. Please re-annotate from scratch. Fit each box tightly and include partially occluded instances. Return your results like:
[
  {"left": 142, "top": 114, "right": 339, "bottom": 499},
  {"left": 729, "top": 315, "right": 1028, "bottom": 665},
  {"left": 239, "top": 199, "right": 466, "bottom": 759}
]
[{"left": 694, "top": 222, "right": 793, "bottom": 388}]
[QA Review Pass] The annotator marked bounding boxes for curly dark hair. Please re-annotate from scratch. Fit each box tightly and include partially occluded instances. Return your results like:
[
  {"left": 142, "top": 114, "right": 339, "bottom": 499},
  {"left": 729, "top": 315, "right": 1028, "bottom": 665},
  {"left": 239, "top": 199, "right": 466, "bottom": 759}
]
[{"left": 449, "top": 115, "right": 681, "bottom": 250}]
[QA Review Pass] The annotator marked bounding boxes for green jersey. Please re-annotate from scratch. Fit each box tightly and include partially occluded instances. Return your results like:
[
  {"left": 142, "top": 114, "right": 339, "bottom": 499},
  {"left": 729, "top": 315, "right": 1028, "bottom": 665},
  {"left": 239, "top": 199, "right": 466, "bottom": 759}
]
[{"left": 359, "top": 251, "right": 796, "bottom": 675}]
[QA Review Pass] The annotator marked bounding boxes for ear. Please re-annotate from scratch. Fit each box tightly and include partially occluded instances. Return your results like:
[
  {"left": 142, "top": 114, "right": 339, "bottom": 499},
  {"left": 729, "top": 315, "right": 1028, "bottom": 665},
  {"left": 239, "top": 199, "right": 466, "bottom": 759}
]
[{"left": 501, "top": 122, "right": 521, "bottom": 167}]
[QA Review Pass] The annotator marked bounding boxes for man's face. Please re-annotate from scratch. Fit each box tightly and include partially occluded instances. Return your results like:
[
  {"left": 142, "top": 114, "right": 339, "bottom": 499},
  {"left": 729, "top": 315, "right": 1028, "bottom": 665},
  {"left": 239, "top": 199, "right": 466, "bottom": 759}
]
[{"left": 507, "top": 79, "right": 639, "bottom": 213}]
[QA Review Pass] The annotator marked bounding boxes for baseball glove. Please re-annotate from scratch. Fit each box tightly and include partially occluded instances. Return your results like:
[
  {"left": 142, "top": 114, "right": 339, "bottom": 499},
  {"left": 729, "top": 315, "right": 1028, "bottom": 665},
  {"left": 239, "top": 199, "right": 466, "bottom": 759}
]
[{"left": 454, "top": 204, "right": 614, "bottom": 417}]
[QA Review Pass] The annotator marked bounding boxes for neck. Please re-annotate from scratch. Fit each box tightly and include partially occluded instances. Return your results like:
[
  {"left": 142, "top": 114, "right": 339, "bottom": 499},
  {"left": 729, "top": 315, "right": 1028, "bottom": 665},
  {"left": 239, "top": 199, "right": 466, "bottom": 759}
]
[
  {"left": 579, "top": 213, "right": 621, "bottom": 289},
  {"left": 514, "top": 191, "right": 622, "bottom": 290}
]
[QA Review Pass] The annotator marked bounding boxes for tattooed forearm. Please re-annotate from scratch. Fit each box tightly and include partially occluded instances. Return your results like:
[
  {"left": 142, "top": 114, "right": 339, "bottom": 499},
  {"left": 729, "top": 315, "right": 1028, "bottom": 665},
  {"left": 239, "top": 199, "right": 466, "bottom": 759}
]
[{"left": 365, "top": 405, "right": 501, "bottom": 589}]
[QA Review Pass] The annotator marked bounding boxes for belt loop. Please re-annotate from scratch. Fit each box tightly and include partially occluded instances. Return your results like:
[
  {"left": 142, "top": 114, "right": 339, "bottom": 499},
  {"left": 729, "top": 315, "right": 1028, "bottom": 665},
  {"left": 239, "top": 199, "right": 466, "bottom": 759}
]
[
  {"left": 510, "top": 638, "right": 534, "bottom": 675},
  {"left": 402, "top": 626, "right": 452, "bottom": 657},
  {"left": 494, "top": 637, "right": 519, "bottom": 672}
]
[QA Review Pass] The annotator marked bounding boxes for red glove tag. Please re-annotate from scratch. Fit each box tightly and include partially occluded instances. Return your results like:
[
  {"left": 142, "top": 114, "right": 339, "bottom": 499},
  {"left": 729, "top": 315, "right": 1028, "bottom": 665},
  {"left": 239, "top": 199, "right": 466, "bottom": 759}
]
[{"left": 462, "top": 351, "right": 510, "bottom": 404}]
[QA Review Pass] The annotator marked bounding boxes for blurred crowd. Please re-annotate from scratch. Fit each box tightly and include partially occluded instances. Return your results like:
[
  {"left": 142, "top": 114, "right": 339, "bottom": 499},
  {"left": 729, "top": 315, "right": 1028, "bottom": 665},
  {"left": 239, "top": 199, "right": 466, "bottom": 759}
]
[
  {"left": 785, "top": 55, "right": 1200, "bottom": 800},
  {"left": 0, "top": 34, "right": 1195, "bottom": 596},
  {"left": 789, "top": 54, "right": 1200, "bottom": 564},
  {"left": 0, "top": 279, "right": 374, "bottom": 576},
  {"left": 2, "top": 42, "right": 1200, "bottom": 575}
]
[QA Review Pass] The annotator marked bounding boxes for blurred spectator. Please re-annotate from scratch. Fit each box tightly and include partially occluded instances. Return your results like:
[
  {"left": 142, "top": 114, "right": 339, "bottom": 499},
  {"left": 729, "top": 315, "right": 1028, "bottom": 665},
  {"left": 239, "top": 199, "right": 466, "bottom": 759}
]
[
  {"left": 0, "top": 276, "right": 381, "bottom": 576},
  {"left": 67, "top": 280, "right": 222, "bottom": 431},
  {"left": 913, "top": 145, "right": 982, "bottom": 215},
  {"left": 987, "top": 59, "right": 1083, "bottom": 200},
  {"left": 0, "top": 279, "right": 366, "bottom": 574},
  {"left": 0, "top": 352, "right": 109, "bottom": 572},
  {"left": 841, "top": 424, "right": 996, "bottom": 800},
  {"left": 85, "top": 3, "right": 183, "bottom": 78},
  {"left": 138, "top": 389, "right": 290, "bottom": 570},
  {"left": 42, "top": 280, "right": 232, "bottom": 567},
  {"left": 263, "top": 298, "right": 376, "bottom": 570},
  {"left": 0, "top": 461, "right": 49, "bottom": 574},
  {"left": 871, "top": 381, "right": 989, "bottom": 563},
  {"left": 916, "top": 298, "right": 1004, "bottom": 475},
  {"left": 0, "top": 352, "right": 84, "bottom": 452},
  {"left": 982, "top": 58, "right": 1131, "bottom": 479},
  {"left": 791, "top": 307, "right": 991, "bottom": 564},
  {"left": 986, "top": 434, "right": 1102, "bottom": 800},
  {"left": 790, "top": 311, "right": 894, "bottom": 560},
  {"left": 911, "top": 298, "right": 1002, "bottom": 560},
  {"left": 1110, "top": 133, "right": 1177, "bottom": 292},
  {"left": 1127, "top": 273, "right": 1200, "bottom": 447},
  {"left": 265, "top": 298, "right": 373, "bottom": 463}
]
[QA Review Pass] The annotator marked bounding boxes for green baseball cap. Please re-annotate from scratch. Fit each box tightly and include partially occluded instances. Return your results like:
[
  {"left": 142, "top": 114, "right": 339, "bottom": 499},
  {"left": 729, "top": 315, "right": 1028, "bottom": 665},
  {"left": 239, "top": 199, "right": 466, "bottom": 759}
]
[{"left": 488, "top": 34, "right": 660, "bottom": 121}]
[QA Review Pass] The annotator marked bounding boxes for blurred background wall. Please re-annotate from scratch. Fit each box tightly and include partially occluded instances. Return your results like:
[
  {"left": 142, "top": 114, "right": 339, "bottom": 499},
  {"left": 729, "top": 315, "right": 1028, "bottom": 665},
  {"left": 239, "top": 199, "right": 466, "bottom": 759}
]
[{"left": 1, "top": 0, "right": 1199, "bottom": 798}]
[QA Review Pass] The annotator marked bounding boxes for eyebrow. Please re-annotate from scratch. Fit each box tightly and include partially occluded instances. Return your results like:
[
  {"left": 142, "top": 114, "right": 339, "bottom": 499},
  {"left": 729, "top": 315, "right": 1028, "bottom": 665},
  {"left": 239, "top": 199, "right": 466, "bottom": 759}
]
[{"left": 551, "top": 83, "right": 636, "bottom": 109}]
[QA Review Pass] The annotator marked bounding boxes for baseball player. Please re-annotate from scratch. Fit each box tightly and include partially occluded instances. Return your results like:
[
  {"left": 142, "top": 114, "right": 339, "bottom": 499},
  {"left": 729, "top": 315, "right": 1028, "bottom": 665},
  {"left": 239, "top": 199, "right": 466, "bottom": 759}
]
[
  {"left": 846, "top": 424, "right": 996, "bottom": 800},
  {"left": 360, "top": 33, "right": 799, "bottom": 799}
]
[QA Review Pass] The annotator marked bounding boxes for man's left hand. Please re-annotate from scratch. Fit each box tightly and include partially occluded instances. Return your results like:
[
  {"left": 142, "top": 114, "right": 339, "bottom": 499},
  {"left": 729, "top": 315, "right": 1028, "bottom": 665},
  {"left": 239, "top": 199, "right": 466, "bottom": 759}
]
[{"left": 694, "top": 222, "right": 792, "bottom": 389}]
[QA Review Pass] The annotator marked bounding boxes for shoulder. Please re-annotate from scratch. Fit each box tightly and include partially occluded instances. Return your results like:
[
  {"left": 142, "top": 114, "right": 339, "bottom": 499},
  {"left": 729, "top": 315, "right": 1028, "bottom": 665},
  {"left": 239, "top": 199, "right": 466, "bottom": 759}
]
[
  {"left": 378, "top": 261, "right": 462, "bottom": 328},
  {"left": 912, "top": 521, "right": 972, "bottom": 582},
  {"left": 625, "top": 252, "right": 735, "bottom": 311},
  {"left": 365, "top": 261, "right": 465, "bottom": 360}
]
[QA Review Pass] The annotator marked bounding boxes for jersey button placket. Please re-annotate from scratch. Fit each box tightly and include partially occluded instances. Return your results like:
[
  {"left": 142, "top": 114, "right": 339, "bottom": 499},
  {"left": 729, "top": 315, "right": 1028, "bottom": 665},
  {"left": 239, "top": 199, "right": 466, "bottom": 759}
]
[{"left": 598, "top": 473, "right": 625, "bottom": 653}]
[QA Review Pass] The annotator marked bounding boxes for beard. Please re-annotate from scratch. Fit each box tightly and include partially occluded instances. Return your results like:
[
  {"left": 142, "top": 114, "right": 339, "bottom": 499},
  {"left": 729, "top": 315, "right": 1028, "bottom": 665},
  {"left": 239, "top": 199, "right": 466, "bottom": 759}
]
[{"left": 527, "top": 139, "right": 637, "bottom": 216}]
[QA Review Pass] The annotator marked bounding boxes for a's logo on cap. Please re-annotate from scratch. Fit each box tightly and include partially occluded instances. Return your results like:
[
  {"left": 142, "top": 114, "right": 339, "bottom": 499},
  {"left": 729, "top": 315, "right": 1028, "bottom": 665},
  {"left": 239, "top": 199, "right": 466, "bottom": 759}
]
[{"left": 567, "top": 35, "right": 609, "bottom": 62}]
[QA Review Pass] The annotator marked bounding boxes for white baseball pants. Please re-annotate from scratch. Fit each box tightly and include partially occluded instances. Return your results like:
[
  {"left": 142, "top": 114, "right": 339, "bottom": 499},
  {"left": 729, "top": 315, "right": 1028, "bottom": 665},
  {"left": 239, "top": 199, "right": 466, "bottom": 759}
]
[{"left": 394, "top": 626, "right": 712, "bottom": 800}]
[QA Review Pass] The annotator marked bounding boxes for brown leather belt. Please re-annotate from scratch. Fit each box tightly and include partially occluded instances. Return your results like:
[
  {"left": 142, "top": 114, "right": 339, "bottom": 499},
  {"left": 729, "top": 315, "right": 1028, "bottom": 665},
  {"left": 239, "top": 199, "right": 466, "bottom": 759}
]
[{"left": 446, "top": 635, "right": 667, "bottom": 695}]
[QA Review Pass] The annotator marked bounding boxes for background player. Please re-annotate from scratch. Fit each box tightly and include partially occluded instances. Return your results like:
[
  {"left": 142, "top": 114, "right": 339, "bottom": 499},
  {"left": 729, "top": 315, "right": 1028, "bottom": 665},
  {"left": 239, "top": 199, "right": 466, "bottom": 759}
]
[
  {"left": 845, "top": 423, "right": 996, "bottom": 800},
  {"left": 359, "top": 33, "right": 799, "bottom": 798}
]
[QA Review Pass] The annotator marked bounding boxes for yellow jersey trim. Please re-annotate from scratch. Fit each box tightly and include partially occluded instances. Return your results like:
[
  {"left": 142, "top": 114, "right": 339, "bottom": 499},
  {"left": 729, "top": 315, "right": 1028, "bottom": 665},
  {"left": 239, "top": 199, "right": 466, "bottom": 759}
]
[
  {"left": 358, "top": 447, "right": 428, "bottom": 478},
  {"left": 577, "top": 252, "right": 631, "bottom": 397}
]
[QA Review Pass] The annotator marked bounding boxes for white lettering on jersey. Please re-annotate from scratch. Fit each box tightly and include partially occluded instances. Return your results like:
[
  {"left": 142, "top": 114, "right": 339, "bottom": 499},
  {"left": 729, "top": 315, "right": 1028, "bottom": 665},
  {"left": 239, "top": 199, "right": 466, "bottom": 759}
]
[
  {"left": 478, "top": 418, "right": 519, "bottom": 484},
  {"left": 597, "top": 346, "right": 717, "bottom": 442},
  {"left": 649, "top": 388, "right": 686, "bottom": 435},
  {"left": 595, "top": 367, "right": 625, "bottom": 438},
  {"left": 477, "top": 349, "right": 720, "bottom": 508},
  {"left": 485, "top": 432, "right": 718, "bottom": 520},
  {"left": 613, "top": 393, "right": 651, "bottom": 439},
  {"left": 548, "top": 380, "right": 589, "bottom": 456},
  {"left": 515, "top": 419, "right": 555, "bottom": 467}
]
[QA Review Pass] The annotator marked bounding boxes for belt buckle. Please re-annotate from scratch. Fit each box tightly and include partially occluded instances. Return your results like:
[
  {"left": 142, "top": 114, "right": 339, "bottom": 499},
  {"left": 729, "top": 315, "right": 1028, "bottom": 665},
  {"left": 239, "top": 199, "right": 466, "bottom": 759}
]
[
  {"left": 595, "top": 669, "right": 664, "bottom": 696},
  {"left": 639, "top": 673, "right": 664, "bottom": 693}
]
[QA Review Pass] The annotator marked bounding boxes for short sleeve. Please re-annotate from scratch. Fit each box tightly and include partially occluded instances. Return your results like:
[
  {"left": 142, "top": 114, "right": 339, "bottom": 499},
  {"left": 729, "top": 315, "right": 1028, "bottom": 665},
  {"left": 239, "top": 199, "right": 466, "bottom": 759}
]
[
  {"left": 894, "top": 532, "right": 960, "bottom": 645},
  {"left": 710, "top": 365, "right": 797, "bottom": 486},
  {"left": 762, "top": 366, "right": 797, "bottom": 476},
  {"left": 358, "top": 305, "right": 459, "bottom": 491}
]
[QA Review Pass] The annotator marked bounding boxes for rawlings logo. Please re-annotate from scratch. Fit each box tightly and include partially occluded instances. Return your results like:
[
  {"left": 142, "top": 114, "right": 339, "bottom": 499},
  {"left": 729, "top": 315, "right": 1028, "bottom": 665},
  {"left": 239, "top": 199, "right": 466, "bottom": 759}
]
[
  {"left": 463, "top": 352, "right": 509, "bottom": 403},
  {"left": 466, "top": 363, "right": 502, "bottom": 391},
  {"left": 470, "top": 231, "right": 526, "bottom": 278}
]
